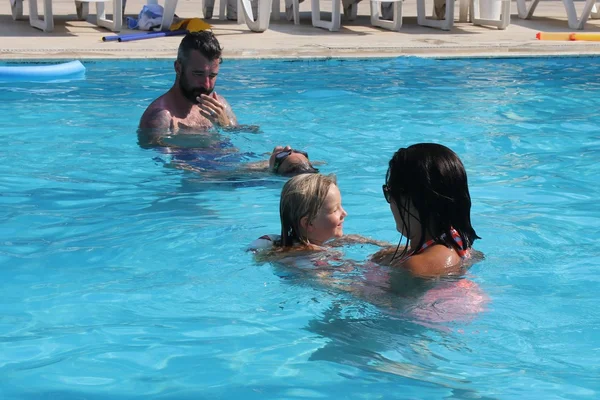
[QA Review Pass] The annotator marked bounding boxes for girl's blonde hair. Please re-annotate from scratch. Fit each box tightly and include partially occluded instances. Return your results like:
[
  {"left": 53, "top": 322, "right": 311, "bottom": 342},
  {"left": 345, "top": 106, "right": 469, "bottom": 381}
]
[{"left": 279, "top": 173, "right": 337, "bottom": 247}]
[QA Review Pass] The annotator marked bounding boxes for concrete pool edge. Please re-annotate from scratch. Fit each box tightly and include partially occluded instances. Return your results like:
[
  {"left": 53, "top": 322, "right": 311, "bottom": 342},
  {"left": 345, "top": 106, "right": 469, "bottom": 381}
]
[{"left": 3, "top": 45, "right": 600, "bottom": 61}]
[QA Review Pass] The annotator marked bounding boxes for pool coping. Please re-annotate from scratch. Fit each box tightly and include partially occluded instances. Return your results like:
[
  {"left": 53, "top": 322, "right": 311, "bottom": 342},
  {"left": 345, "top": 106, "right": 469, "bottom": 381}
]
[
  {"left": 3, "top": 40, "right": 600, "bottom": 60},
  {"left": 3, "top": 48, "right": 600, "bottom": 61}
]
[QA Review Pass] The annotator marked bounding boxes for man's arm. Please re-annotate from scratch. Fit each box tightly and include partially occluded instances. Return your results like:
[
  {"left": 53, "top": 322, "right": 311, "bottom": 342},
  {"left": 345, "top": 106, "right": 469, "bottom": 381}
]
[
  {"left": 219, "top": 99, "right": 262, "bottom": 133},
  {"left": 218, "top": 95, "right": 238, "bottom": 127},
  {"left": 138, "top": 108, "right": 173, "bottom": 147},
  {"left": 241, "top": 160, "right": 269, "bottom": 171}
]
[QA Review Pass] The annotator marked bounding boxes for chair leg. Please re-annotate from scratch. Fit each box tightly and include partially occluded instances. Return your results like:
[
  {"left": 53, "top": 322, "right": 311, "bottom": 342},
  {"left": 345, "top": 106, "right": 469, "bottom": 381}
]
[
  {"left": 293, "top": 0, "right": 300, "bottom": 23},
  {"left": 516, "top": 0, "right": 541, "bottom": 19},
  {"left": 29, "top": 0, "right": 54, "bottom": 32},
  {"left": 459, "top": 0, "right": 469, "bottom": 21},
  {"left": 417, "top": 0, "right": 454, "bottom": 30},
  {"left": 563, "top": 0, "right": 596, "bottom": 29},
  {"left": 95, "top": 0, "right": 123, "bottom": 31},
  {"left": 311, "top": 0, "right": 341, "bottom": 30},
  {"left": 470, "top": 0, "right": 511, "bottom": 29},
  {"left": 271, "top": 0, "right": 281, "bottom": 20},
  {"left": 239, "top": 0, "right": 273, "bottom": 31},
  {"left": 11, "top": 0, "right": 25, "bottom": 20},
  {"left": 75, "top": 1, "right": 89, "bottom": 19},
  {"left": 96, "top": 2, "right": 106, "bottom": 24},
  {"left": 204, "top": 0, "right": 216, "bottom": 19},
  {"left": 343, "top": 0, "right": 358, "bottom": 20},
  {"left": 284, "top": 0, "right": 300, "bottom": 23},
  {"left": 370, "top": 0, "right": 402, "bottom": 30},
  {"left": 160, "top": 0, "right": 179, "bottom": 31},
  {"left": 498, "top": 0, "right": 511, "bottom": 29},
  {"left": 237, "top": 0, "right": 245, "bottom": 22},
  {"left": 219, "top": 0, "right": 228, "bottom": 20}
]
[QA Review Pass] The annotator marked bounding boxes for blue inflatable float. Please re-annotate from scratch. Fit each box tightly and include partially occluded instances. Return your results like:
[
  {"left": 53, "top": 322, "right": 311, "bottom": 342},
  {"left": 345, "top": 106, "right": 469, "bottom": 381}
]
[{"left": 0, "top": 60, "right": 86, "bottom": 81}]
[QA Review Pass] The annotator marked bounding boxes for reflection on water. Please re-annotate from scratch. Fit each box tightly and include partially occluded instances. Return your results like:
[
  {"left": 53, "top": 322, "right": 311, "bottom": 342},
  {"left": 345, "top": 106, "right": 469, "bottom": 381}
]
[{"left": 263, "top": 247, "right": 489, "bottom": 390}]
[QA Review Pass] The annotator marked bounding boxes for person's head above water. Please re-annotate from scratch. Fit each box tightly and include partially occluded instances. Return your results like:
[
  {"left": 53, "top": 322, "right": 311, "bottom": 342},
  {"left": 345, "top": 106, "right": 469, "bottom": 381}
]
[
  {"left": 175, "top": 31, "right": 223, "bottom": 103},
  {"left": 269, "top": 146, "right": 319, "bottom": 176},
  {"left": 279, "top": 174, "right": 347, "bottom": 247},
  {"left": 383, "top": 143, "right": 480, "bottom": 258}
]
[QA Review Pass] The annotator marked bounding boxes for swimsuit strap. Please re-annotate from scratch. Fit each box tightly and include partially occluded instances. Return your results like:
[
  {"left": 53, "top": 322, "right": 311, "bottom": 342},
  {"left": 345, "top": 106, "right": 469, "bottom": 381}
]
[{"left": 418, "top": 228, "right": 469, "bottom": 258}]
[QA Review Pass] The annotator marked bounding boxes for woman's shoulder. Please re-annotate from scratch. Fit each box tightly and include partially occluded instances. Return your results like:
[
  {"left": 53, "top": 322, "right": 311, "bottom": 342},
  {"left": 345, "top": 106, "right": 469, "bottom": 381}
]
[{"left": 400, "top": 245, "right": 465, "bottom": 278}]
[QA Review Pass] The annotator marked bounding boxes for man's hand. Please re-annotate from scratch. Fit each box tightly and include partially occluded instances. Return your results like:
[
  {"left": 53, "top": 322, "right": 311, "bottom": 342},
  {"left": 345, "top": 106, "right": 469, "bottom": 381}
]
[
  {"left": 268, "top": 145, "right": 291, "bottom": 170},
  {"left": 197, "top": 93, "right": 233, "bottom": 127}
]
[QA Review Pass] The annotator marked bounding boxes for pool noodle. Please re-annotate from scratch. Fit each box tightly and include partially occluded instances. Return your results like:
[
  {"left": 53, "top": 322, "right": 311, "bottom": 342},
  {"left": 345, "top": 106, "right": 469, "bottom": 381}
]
[
  {"left": 535, "top": 32, "right": 572, "bottom": 41},
  {"left": 535, "top": 31, "right": 600, "bottom": 41},
  {"left": 569, "top": 33, "right": 600, "bottom": 41},
  {"left": 102, "top": 30, "right": 174, "bottom": 42},
  {"left": 117, "top": 29, "right": 188, "bottom": 42},
  {"left": 102, "top": 34, "right": 121, "bottom": 42},
  {"left": 0, "top": 60, "right": 85, "bottom": 79}
]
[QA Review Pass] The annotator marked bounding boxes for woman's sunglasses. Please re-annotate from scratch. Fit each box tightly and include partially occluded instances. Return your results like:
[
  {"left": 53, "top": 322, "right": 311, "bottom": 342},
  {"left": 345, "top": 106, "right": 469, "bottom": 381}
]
[{"left": 273, "top": 149, "right": 309, "bottom": 172}]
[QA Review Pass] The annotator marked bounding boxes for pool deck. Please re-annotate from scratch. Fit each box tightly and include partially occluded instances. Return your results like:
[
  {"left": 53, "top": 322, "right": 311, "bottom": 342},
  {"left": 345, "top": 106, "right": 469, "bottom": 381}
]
[{"left": 2, "top": 0, "right": 600, "bottom": 59}]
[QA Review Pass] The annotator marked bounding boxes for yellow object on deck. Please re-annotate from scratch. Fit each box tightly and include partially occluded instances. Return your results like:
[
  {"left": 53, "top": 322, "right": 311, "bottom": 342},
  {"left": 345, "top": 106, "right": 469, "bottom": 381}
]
[
  {"left": 536, "top": 31, "right": 600, "bottom": 41},
  {"left": 170, "top": 18, "right": 212, "bottom": 32},
  {"left": 535, "top": 32, "right": 572, "bottom": 41},
  {"left": 569, "top": 33, "right": 600, "bottom": 41}
]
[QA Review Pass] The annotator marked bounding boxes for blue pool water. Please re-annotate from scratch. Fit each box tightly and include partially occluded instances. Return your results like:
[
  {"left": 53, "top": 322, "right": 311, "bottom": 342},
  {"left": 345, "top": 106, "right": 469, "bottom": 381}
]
[{"left": 0, "top": 57, "right": 599, "bottom": 399}]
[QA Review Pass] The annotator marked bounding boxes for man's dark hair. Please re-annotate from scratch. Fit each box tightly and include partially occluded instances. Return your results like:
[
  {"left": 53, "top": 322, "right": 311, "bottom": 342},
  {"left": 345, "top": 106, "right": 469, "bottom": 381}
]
[{"left": 177, "top": 31, "right": 223, "bottom": 64}]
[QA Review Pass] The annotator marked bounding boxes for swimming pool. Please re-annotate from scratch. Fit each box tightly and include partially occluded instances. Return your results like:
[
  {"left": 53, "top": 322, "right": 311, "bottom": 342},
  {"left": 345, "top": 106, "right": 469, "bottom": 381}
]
[{"left": 0, "top": 57, "right": 598, "bottom": 399}]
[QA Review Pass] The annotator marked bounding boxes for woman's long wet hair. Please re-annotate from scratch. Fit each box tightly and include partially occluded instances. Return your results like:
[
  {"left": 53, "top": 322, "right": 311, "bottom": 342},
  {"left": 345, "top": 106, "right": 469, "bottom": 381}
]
[
  {"left": 386, "top": 143, "right": 480, "bottom": 259},
  {"left": 279, "top": 174, "right": 337, "bottom": 247}
]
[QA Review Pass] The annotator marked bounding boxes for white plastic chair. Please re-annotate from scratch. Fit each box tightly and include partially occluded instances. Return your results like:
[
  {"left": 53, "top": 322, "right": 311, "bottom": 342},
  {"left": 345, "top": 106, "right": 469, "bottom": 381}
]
[
  {"left": 370, "top": 0, "right": 403, "bottom": 31},
  {"left": 202, "top": 0, "right": 236, "bottom": 20},
  {"left": 276, "top": 0, "right": 358, "bottom": 29},
  {"left": 309, "top": 0, "right": 342, "bottom": 30},
  {"left": 10, "top": 0, "right": 25, "bottom": 21},
  {"left": 21, "top": 0, "right": 122, "bottom": 32},
  {"left": 275, "top": 0, "right": 400, "bottom": 32},
  {"left": 75, "top": 0, "right": 123, "bottom": 31},
  {"left": 459, "top": 0, "right": 510, "bottom": 29},
  {"left": 146, "top": 0, "right": 178, "bottom": 31},
  {"left": 237, "top": 0, "right": 273, "bottom": 31},
  {"left": 416, "top": 0, "right": 455, "bottom": 30},
  {"left": 276, "top": 0, "right": 342, "bottom": 30},
  {"left": 282, "top": 0, "right": 300, "bottom": 24},
  {"left": 516, "top": 0, "right": 597, "bottom": 29},
  {"left": 157, "top": 0, "right": 271, "bottom": 32},
  {"left": 27, "top": 0, "right": 54, "bottom": 31}
]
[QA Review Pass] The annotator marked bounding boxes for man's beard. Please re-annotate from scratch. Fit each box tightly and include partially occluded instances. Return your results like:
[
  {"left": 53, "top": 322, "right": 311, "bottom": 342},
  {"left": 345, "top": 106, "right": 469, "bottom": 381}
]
[{"left": 179, "top": 72, "right": 213, "bottom": 103}]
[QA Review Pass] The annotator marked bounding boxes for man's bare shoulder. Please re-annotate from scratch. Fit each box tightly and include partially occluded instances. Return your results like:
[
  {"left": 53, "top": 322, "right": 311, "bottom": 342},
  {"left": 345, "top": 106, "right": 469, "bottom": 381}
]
[
  {"left": 139, "top": 101, "right": 174, "bottom": 130},
  {"left": 138, "top": 96, "right": 176, "bottom": 147}
]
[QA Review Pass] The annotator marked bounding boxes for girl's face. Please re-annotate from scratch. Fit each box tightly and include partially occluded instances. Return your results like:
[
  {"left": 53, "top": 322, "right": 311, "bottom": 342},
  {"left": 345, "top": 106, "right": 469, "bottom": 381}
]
[
  {"left": 390, "top": 196, "right": 421, "bottom": 242},
  {"left": 306, "top": 185, "right": 347, "bottom": 245}
]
